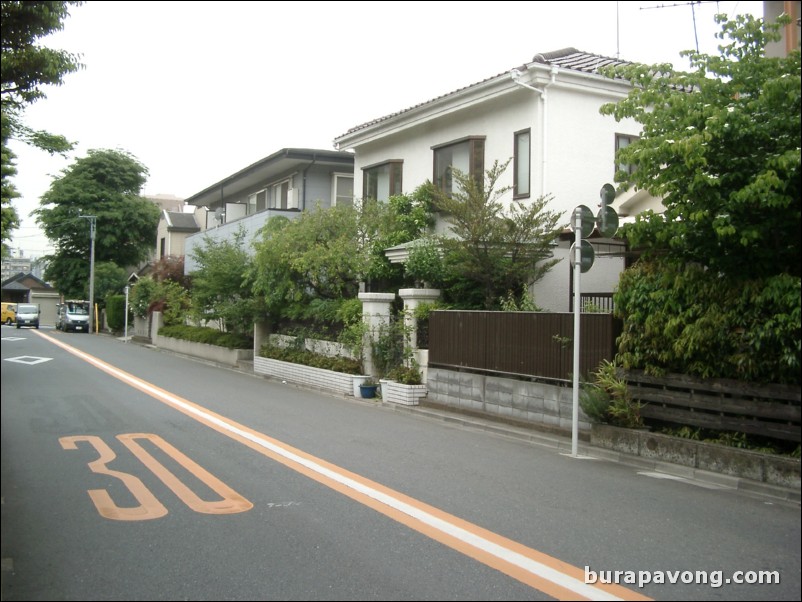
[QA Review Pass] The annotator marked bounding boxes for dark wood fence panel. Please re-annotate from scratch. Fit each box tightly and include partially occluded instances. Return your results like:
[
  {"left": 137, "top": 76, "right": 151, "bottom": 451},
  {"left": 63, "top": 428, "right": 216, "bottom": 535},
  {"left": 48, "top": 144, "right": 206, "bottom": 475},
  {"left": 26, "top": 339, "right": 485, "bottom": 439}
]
[
  {"left": 428, "top": 311, "right": 620, "bottom": 382},
  {"left": 625, "top": 370, "right": 802, "bottom": 442}
]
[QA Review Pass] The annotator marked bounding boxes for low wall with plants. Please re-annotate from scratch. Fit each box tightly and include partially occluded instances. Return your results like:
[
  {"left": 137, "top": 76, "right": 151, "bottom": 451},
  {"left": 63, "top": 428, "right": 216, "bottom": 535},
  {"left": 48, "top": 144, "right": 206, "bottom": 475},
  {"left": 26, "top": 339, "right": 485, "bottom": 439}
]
[
  {"left": 154, "top": 332, "right": 254, "bottom": 367},
  {"left": 380, "top": 379, "right": 428, "bottom": 406},
  {"left": 269, "top": 334, "right": 356, "bottom": 360},
  {"left": 591, "top": 424, "right": 800, "bottom": 490},
  {"left": 254, "top": 356, "right": 361, "bottom": 397},
  {"left": 151, "top": 313, "right": 254, "bottom": 368}
]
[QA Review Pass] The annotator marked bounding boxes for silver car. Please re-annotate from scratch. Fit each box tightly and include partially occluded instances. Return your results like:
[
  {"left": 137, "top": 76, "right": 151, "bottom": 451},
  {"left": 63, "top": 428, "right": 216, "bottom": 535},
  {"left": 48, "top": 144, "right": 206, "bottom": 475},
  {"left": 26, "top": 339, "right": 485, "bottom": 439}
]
[
  {"left": 58, "top": 300, "right": 90, "bottom": 332},
  {"left": 15, "top": 303, "right": 40, "bottom": 329}
]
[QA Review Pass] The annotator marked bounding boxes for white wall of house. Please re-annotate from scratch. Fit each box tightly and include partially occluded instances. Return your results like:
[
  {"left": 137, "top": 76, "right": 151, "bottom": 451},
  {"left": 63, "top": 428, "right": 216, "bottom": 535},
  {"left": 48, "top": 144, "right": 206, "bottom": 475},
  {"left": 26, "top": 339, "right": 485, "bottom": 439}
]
[
  {"left": 154, "top": 217, "right": 196, "bottom": 263},
  {"left": 347, "top": 73, "right": 643, "bottom": 229},
  {"left": 338, "top": 58, "right": 646, "bottom": 308},
  {"left": 155, "top": 218, "right": 169, "bottom": 259},
  {"left": 535, "top": 239, "right": 625, "bottom": 312}
]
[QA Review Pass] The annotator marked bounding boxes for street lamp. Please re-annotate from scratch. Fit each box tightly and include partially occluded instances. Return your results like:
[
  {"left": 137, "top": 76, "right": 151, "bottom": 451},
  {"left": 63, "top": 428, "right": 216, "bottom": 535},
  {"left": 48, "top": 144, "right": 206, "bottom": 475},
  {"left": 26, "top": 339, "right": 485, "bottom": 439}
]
[{"left": 79, "top": 214, "right": 97, "bottom": 333}]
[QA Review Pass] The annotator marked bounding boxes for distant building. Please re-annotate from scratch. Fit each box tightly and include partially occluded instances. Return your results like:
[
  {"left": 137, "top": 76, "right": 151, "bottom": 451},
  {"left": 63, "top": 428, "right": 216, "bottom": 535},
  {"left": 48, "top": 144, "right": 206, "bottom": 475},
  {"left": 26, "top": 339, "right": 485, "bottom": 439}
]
[
  {"left": 1, "top": 272, "right": 59, "bottom": 325},
  {"left": 144, "top": 193, "right": 186, "bottom": 214},
  {"left": 1, "top": 252, "right": 32, "bottom": 282},
  {"left": 130, "top": 193, "right": 193, "bottom": 278},
  {"left": 763, "top": 1, "right": 800, "bottom": 58},
  {"left": 156, "top": 210, "right": 201, "bottom": 260}
]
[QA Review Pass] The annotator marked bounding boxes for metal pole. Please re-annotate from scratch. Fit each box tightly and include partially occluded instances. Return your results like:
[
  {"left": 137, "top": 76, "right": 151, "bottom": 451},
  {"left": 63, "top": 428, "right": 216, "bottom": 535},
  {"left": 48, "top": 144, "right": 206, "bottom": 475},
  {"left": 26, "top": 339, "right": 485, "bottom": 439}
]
[
  {"left": 79, "top": 214, "right": 97, "bottom": 334},
  {"left": 88, "top": 216, "right": 96, "bottom": 334},
  {"left": 124, "top": 285, "right": 129, "bottom": 342},
  {"left": 572, "top": 208, "right": 582, "bottom": 458}
]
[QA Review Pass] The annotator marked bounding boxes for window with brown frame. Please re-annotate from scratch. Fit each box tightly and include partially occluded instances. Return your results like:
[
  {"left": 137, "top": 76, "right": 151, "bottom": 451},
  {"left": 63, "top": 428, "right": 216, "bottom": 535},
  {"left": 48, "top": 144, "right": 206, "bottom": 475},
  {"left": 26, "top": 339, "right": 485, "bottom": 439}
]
[
  {"left": 362, "top": 161, "right": 403, "bottom": 201},
  {"left": 514, "top": 129, "right": 531, "bottom": 198},
  {"left": 432, "top": 137, "right": 485, "bottom": 196},
  {"left": 615, "top": 134, "right": 638, "bottom": 177}
]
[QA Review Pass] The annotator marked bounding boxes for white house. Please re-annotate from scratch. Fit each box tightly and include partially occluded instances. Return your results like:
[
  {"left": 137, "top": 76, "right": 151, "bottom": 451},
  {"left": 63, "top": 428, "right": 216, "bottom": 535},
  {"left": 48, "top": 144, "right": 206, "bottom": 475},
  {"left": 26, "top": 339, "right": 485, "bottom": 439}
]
[{"left": 333, "top": 47, "right": 662, "bottom": 312}]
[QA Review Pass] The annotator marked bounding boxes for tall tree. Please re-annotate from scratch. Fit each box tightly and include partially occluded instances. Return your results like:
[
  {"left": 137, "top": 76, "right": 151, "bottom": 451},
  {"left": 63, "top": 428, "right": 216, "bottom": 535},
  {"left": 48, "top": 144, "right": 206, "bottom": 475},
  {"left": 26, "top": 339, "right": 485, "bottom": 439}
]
[
  {"left": 1, "top": 0, "right": 83, "bottom": 255},
  {"left": 601, "top": 14, "right": 801, "bottom": 383},
  {"left": 189, "top": 227, "right": 258, "bottom": 335},
  {"left": 1, "top": 111, "right": 21, "bottom": 255},
  {"left": 599, "top": 12, "right": 801, "bottom": 280},
  {"left": 427, "top": 159, "right": 563, "bottom": 310},
  {"left": 35, "top": 148, "right": 160, "bottom": 298}
]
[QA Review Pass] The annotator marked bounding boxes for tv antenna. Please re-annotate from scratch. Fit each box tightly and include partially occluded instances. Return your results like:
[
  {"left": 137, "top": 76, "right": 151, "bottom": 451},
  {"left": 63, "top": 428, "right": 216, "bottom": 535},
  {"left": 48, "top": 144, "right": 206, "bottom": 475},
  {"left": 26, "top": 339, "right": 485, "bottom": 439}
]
[{"left": 639, "top": 1, "right": 721, "bottom": 53}]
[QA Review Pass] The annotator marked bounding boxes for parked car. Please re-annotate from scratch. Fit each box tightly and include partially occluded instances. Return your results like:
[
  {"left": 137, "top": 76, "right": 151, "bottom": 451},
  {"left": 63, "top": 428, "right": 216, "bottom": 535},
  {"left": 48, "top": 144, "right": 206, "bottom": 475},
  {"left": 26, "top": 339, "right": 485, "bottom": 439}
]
[
  {"left": 15, "top": 303, "right": 40, "bottom": 329},
  {"left": 57, "top": 300, "right": 90, "bottom": 332},
  {"left": 2, "top": 302, "right": 16, "bottom": 325}
]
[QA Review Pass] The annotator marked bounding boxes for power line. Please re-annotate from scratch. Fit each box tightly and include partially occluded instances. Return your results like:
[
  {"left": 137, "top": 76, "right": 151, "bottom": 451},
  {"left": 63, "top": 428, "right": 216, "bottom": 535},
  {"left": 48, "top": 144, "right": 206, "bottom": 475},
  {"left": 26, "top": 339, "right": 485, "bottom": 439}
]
[{"left": 640, "top": 1, "right": 728, "bottom": 53}]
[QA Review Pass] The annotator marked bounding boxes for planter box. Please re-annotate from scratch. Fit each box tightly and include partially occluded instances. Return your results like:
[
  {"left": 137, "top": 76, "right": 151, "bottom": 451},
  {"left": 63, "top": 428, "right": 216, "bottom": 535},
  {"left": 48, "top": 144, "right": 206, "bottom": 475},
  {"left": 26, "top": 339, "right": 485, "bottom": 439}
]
[
  {"left": 254, "top": 356, "right": 365, "bottom": 397},
  {"left": 380, "top": 379, "right": 427, "bottom": 406}
]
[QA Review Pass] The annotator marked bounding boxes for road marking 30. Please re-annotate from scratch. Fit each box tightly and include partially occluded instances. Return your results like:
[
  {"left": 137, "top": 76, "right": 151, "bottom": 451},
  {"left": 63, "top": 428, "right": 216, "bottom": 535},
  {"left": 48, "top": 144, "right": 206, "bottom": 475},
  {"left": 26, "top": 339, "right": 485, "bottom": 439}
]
[
  {"left": 40, "top": 330, "right": 649, "bottom": 601},
  {"left": 60, "top": 433, "right": 253, "bottom": 520}
]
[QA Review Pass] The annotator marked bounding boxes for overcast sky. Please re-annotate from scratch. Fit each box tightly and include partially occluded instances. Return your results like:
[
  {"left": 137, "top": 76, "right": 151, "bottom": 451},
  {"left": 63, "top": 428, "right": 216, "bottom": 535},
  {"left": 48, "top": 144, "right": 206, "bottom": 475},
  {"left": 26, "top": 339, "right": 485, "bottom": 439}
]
[{"left": 8, "top": 0, "right": 764, "bottom": 258}]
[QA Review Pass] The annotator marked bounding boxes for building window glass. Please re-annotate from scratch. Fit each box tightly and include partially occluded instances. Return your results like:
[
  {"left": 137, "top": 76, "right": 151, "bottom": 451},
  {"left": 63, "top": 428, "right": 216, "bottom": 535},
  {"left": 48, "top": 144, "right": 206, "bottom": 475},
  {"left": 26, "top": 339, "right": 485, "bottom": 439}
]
[
  {"left": 433, "top": 137, "right": 485, "bottom": 196},
  {"left": 269, "top": 177, "right": 297, "bottom": 210},
  {"left": 332, "top": 173, "right": 355, "bottom": 206},
  {"left": 248, "top": 189, "right": 267, "bottom": 214},
  {"left": 514, "top": 129, "right": 531, "bottom": 198},
  {"left": 615, "top": 134, "right": 638, "bottom": 177},
  {"left": 363, "top": 161, "right": 402, "bottom": 201}
]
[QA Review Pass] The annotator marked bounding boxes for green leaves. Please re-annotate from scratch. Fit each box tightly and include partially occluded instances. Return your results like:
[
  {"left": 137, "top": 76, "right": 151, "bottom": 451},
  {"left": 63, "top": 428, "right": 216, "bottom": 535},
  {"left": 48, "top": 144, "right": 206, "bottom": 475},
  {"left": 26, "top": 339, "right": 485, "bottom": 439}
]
[
  {"left": 614, "top": 262, "right": 800, "bottom": 384},
  {"left": 1, "top": 1, "right": 84, "bottom": 250},
  {"left": 36, "top": 149, "right": 159, "bottom": 297},
  {"left": 189, "top": 227, "right": 258, "bottom": 336},
  {"left": 427, "top": 159, "right": 562, "bottom": 309},
  {"left": 601, "top": 13, "right": 801, "bottom": 280},
  {"left": 251, "top": 185, "right": 436, "bottom": 323}
]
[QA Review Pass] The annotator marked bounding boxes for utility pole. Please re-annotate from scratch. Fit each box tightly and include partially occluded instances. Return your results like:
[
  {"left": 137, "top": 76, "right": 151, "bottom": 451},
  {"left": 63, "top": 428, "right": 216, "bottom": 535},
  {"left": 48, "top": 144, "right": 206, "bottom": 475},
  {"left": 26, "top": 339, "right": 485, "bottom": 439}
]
[{"left": 79, "top": 215, "right": 97, "bottom": 333}]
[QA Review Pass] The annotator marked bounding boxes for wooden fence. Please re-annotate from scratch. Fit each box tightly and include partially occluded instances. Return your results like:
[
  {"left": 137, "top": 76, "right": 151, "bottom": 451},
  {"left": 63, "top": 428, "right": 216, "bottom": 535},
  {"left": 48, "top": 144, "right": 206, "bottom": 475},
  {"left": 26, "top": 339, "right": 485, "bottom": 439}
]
[
  {"left": 426, "top": 310, "right": 800, "bottom": 443},
  {"left": 625, "top": 370, "right": 801, "bottom": 442},
  {"left": 427, "top": 310, "right": 621, "bottom": 382}
]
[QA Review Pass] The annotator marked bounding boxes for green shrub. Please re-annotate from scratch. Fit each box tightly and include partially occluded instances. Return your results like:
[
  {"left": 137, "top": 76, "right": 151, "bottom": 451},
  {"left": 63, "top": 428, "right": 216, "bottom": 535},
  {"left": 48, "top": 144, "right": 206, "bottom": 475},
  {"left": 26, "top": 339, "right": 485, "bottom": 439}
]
[
  {"left": 579, "top": 383, "right": 611, "bottom": 424},
  {"left": 614, "top": 262, "right": 801, "bottom": 384},
  {"left": 105, "top": 294, "right": 128, "bottom": 332},
  {"left": 158, "top": 325, "right": 253, "bottom": 349},
  {"left": 259, "top": 343, "right": 362, "bottom": 375},
  {"left": 579, "top": 360, "right": 644, "bottom": 429},
  {"left": 386, "top": 363, "right": 422, "bottom": 385}
]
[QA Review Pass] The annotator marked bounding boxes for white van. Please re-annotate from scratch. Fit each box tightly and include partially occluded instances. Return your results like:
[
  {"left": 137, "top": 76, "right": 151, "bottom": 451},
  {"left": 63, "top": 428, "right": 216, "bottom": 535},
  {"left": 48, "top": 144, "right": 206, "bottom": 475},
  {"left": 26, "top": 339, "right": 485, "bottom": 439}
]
[
  {"left": 57, "top": 300, "right": 90, "bottom": 332},
  {"left": 15, "top": 303, "right": 40, "bottom": 329}
]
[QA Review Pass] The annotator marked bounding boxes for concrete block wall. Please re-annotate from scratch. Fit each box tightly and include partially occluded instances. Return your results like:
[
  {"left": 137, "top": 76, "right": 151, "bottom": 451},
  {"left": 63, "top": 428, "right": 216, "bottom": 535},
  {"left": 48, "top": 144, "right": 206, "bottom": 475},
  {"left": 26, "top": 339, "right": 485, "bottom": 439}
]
[{"left": 427, "top": 367, "right": 591, "bottom": 433}]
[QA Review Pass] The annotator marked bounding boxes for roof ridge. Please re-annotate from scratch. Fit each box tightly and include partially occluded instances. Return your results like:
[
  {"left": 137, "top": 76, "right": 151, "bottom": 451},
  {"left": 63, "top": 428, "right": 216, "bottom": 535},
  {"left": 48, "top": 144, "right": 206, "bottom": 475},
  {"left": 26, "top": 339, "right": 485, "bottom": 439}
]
[{"left": 335, "top": 47, "right": 631, "bottom": 142}]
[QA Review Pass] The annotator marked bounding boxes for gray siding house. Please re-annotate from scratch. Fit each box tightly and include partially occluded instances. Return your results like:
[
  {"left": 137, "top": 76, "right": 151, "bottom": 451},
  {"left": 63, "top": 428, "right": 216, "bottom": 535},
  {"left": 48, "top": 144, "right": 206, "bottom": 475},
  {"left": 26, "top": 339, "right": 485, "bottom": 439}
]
[{"left": 183, "top": 148, "right": 354, "bottom": 273}]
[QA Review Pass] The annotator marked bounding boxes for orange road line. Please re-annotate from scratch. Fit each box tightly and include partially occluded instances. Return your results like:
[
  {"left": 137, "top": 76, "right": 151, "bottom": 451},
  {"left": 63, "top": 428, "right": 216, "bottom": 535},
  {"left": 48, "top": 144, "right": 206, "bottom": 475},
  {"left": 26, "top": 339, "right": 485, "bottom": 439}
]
[{"left": 37, "top": 331, "right": 651, "bottom": 601}]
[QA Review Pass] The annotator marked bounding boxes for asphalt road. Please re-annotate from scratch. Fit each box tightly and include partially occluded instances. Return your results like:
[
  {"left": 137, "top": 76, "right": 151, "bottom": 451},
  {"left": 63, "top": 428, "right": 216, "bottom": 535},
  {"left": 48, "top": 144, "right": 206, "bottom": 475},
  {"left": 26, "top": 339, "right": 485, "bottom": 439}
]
[{"left": 2, "top": 325, "right": 800, "bottom": 601}]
